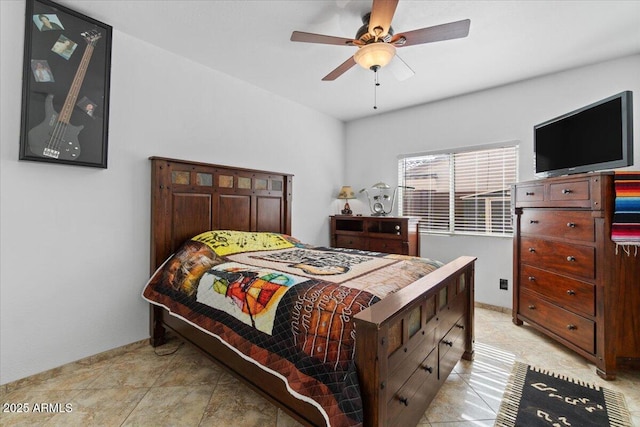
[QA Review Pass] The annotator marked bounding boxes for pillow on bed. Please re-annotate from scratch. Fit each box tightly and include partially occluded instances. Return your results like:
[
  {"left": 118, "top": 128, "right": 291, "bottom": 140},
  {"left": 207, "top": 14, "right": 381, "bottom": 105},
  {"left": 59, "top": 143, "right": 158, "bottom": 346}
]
[{"left": 192, "top": 230, "right": 297, "bottom": 256}]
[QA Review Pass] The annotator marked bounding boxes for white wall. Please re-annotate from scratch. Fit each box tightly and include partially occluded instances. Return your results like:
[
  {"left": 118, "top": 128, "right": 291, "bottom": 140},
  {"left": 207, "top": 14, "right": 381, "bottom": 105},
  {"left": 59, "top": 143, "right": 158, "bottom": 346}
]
[
  {"left": 3, "top": 0, "right": 639, "bottom": 386},
  {"left": 0, "top": 1, "right": 344, "bottom": 385},
  {"left": 345, "top": 55, "right": 640, "bottom": 308}
]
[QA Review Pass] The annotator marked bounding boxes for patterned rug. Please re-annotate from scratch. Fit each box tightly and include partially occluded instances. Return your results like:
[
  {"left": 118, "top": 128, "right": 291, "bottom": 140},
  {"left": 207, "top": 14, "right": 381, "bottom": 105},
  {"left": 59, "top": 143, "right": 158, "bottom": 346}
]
[{"left": 495, "top": 362, "right": 632, "bottom": 427}]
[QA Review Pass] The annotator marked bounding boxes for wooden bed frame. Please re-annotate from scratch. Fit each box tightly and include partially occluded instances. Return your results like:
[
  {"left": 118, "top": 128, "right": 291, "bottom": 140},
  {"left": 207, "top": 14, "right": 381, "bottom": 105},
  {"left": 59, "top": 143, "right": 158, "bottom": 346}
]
[{"left": 148, "top": 157, "right": 476, "bottom": 427}]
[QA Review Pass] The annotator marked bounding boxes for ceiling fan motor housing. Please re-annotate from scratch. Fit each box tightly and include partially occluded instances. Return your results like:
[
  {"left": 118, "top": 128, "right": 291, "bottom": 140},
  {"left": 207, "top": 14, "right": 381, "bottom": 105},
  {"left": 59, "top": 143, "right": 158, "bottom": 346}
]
[{"left": 356, "top": 12, "right": 394, "bottom": 44}]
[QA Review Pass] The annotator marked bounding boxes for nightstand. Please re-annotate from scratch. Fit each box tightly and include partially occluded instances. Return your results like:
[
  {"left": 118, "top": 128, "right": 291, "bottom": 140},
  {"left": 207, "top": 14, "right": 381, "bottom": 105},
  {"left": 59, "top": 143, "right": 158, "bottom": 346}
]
[{"left": 330, "top": 215, "right": 419, "bottom": 256}]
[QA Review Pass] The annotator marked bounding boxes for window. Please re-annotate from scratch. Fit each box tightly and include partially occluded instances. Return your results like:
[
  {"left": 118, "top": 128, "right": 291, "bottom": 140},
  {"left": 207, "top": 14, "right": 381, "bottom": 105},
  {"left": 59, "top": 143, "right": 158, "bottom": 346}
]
[{"left": 398, "top": 145, "right": 518, "bottom": 236}]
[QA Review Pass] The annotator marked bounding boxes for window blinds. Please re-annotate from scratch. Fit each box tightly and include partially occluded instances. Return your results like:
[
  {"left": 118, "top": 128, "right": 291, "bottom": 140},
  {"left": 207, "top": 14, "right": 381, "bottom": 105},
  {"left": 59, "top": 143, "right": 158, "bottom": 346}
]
[{"left": 399, "top": 145, "right": 518, "bottom": 236}]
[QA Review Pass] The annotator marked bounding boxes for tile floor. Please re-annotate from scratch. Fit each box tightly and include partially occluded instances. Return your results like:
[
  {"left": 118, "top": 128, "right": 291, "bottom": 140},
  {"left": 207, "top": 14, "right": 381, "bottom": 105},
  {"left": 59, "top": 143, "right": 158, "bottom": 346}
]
[{"left": 1, "top": 306, "right": 638, "bottom": 426}]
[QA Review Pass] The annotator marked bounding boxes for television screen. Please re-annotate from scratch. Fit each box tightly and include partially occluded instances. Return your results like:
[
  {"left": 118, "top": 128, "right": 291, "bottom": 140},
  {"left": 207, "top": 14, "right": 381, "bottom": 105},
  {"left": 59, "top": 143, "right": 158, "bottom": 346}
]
[{"left": 534, "top": 91, "right": 633, "bottom": 177}]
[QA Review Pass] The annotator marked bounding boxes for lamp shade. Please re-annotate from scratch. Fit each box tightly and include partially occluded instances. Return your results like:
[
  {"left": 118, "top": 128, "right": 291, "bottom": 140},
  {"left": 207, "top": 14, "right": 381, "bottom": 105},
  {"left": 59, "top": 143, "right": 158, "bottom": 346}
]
[
  {"left": 337, "top": 186, "right": 356, "bottom": 199},
  {"left": 354, "top": 42, "right": 396, "bottom": 70}
]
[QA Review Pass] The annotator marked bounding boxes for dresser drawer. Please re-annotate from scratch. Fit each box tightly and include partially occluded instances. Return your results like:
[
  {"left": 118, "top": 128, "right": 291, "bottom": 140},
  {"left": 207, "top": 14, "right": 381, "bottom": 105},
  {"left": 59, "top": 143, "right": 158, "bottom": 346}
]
[
  {"left": 387, "top": 348, "right": 439, "bottom": 426},
  {"left": 335, "top": 235, "right": 366, "bottom": 250},
  {"left": 520, "top": 210, "right": 595, "bottom": 242},
  {"left": 520, "top": 290, "right": 595, "bottom": 353},
  {"left": 521, "top": 237, "right": 595, "bottom": 280},
  {"left": 515, "top": 184, "right": 544, "bottom": 203},
  {"left": 368, "top": 238, "right": 404, "bottom": 254},
  {"left": 549, "top": 180, "right": 590, "bottom": 202},
  {"left": 514, "top": 177, "right": 594, "bottom": 208},
  {"left": 521, "top": 265, "right": 595, "bottom": 316}
]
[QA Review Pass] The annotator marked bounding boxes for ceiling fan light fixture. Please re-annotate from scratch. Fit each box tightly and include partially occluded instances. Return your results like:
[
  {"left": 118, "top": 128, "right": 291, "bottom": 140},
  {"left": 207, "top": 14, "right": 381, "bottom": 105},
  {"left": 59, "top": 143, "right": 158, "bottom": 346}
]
[{"left": 354, "top": 42, "right": 396, "bottom": 70}]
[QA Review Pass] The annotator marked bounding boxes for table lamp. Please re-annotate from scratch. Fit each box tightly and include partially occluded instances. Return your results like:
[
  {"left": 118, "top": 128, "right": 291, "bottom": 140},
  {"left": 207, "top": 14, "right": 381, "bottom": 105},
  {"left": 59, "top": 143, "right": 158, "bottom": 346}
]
[{"left": 337, "top": 185, "right": 355, "bottom": 215}]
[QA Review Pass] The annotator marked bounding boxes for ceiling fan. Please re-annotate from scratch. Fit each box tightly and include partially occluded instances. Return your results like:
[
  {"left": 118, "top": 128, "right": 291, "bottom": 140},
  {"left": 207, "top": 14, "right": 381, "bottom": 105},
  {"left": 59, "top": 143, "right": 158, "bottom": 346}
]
[{"left": 290, "top": 0, "right": 470, "bottom": 81}]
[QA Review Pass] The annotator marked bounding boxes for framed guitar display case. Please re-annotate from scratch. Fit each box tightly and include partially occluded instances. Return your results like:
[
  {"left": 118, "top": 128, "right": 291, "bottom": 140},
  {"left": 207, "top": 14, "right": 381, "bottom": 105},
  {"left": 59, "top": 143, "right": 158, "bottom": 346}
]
[{"left": 19, "top": 0, "right": 112, "bottom": 168}]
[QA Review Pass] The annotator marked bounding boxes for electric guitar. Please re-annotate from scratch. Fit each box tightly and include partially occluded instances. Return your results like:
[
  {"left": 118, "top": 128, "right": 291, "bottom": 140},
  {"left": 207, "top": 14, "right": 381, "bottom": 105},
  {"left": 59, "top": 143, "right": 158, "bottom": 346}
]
[{"left": 28, "top": 30, "right": 101, "bottom": 160}]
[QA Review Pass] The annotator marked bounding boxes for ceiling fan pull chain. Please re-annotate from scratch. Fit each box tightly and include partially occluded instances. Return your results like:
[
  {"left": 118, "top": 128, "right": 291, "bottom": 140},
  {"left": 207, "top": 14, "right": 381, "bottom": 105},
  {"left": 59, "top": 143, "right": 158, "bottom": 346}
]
[{"left": 373, "top": 68, "right": 380, "bottom": 109}]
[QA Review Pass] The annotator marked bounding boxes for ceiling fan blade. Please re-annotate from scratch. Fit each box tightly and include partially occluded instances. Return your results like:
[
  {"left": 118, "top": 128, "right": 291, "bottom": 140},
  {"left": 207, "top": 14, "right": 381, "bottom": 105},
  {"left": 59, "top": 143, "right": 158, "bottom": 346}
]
[
  {"left": 388, "top": 54, "right": 414, "bottom": 81},
  {"left": 322, "top": 56, "right": 357, "bottom": 81},
  {"left": 368, "top": 0, "right": 399, "bottom": 38},
  {"left": 391, "top": 19, "right": 470, "bottom": 47},
  {"left": 291, "top": 31, "right": 357, "bottom": 46}
]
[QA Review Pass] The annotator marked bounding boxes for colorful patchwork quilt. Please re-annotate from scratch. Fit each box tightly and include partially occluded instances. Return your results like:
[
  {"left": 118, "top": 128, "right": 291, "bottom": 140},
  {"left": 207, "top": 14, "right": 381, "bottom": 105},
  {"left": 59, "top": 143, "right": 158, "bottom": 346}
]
[{"left": 142, "top": 230, "right": 443, "bottom": 426}]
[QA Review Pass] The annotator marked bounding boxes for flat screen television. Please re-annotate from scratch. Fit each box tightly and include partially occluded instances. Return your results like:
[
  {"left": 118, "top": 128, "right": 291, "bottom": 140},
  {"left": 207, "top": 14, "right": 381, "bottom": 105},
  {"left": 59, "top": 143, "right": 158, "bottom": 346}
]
[{"left": 534, "top": 91, "right": 634, "bottom": 177}]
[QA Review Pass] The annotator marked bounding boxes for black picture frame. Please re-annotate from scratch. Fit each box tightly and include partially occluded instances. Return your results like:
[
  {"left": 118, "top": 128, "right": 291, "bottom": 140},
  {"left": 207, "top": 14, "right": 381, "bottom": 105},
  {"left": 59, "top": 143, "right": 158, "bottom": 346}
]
[{"left": 19, "top": 0, "right": 112, "bottom": 168}]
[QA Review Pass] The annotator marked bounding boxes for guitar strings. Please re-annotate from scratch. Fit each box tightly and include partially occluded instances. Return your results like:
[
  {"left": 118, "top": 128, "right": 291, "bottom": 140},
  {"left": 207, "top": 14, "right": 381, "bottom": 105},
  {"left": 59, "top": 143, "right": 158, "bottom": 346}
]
[{"left": 45, "top": 35, "right": 96, "bottom": 158}]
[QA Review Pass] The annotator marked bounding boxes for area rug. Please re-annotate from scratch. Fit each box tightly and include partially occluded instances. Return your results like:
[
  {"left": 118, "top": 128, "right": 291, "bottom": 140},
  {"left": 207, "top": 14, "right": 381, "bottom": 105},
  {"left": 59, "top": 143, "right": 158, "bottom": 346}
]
[{"left": 495, "top": 362, "right": 632, "bottom": 427}]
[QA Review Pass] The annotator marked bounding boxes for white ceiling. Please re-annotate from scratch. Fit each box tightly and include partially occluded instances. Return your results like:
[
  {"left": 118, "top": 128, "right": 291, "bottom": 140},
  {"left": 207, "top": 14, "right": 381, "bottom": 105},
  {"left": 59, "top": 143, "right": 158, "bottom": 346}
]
[{"left": 58, "top": 0, "right": 640, "bottom": 122}]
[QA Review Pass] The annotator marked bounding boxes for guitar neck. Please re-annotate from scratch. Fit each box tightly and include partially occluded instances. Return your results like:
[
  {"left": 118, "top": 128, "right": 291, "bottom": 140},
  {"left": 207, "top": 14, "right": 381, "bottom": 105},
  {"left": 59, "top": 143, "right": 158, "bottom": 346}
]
[{"left": 58, "top": 42, "right": 96, "bottom": 124}]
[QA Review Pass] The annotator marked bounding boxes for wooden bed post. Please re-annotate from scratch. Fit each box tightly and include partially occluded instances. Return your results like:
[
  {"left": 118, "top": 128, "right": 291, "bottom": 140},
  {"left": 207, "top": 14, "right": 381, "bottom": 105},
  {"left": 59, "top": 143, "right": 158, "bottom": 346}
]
[
  {"left": 149, "top": 305, "right": 166, "bottom": 347},
  {"left": 463, "top": 262, "right": 475, "bottom": 361}
]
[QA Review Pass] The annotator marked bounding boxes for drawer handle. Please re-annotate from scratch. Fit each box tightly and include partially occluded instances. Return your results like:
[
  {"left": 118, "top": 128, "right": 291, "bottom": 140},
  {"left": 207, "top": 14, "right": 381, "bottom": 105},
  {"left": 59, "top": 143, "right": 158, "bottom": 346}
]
[
  {"left": 443, "top": 340, "right": 453, "bottom": 347},
  {"left": 562, "top": 189, "right": 573, "bottom": 194},
  {"left": 566, "top": 256, "right": 576, "bottom": 262},
  {"left": 567, "top": 289, "right": 576, "bottom": 296},
  {"left": 421, "top": 365, "right": 433, "bottom": 373},
  {"left": 567, "top": 324, "right": 577, "bottom": 330},
  {"left": 529, "top": 220, "right": 539, "bottom": 224},
  {"left": 528, "top": 247, "right": 536, "bottom": 253},
  {"left": 528, "top": 276, "right": 536, "bottom": 281},
  {"left": 526, "top": 192, "right": 535, "bottom": 196},
  {"left": 398, "top": 396, "right": 409, "bottom": 406},
  {"left": 528, "top": 304, "right": 536, "bottom": 310},
  {"left": 455, "top": 324, "right": 465, "bottom": 329},
  {"left": 567, "top": 222, "right": 576, "bottom": 228}
]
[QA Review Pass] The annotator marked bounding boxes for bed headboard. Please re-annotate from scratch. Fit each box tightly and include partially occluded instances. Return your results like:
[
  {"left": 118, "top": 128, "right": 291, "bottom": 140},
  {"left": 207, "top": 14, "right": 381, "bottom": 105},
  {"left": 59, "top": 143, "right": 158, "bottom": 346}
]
[{"left": 150, "top": 157, "right": 293, "bottom": 272}]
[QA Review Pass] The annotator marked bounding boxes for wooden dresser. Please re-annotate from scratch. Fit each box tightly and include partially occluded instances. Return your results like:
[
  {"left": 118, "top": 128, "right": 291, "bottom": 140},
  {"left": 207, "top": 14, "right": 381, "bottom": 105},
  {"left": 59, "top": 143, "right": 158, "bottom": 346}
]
[
  {"left": 330, "top": 215, "right": 419, "bottom": 256},
  {"left": 512, "top": 172, "right": 640, "bottom": 379}
]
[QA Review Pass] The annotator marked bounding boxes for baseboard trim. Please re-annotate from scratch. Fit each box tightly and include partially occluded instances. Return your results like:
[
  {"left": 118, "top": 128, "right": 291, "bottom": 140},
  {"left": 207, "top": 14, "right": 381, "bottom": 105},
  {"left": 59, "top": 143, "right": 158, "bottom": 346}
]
[{"left": 475, "top": 301, "right": 511, "bottom": 314}]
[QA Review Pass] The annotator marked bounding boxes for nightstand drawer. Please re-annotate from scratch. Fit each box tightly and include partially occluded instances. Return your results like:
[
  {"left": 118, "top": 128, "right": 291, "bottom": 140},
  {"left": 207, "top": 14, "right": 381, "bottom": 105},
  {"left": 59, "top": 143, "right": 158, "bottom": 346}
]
[
  {"left": 520, "top": 210, "right": 595, "bottom": 242},
  {"left": 335, "top": 235, "right": 366, "bottom": 250},
  {"left": 368, "top": 238, "right": 403, "bottom": 254},
  {"left": 521, "top": 237, "right": 595, "bottom": 280},
  {"left": 520, "top": 290, "right": 595, "bottom": 353},
  {"left": 521, "top": 265, "right": 595, "bottom": 316}
]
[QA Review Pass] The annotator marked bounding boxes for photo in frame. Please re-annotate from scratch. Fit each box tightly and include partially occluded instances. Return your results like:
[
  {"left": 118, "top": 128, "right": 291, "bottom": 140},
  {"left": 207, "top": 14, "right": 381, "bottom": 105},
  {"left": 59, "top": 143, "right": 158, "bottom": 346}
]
[{"left": 19, "top": 0, "right": 112, "bottom": 168}]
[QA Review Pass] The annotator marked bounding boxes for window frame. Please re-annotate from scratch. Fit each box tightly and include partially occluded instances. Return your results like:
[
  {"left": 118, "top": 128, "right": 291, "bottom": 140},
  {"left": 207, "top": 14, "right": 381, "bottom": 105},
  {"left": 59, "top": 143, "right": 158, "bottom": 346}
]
[{"left": 398, "top": 142, "right": 519, "bottom": 238}]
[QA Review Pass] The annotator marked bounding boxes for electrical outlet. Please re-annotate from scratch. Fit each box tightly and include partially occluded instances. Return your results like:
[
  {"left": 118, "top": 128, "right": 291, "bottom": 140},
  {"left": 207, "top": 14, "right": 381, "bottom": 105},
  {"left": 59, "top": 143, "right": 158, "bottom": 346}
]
[{"left": 500, "top": 279, "right": 508, "bottom": 290}]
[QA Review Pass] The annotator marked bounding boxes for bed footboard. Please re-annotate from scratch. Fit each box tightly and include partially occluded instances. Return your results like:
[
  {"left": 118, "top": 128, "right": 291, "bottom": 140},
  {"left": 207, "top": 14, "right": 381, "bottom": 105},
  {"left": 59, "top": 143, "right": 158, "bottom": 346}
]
[{"left": 354, "top": 256, "right": 476, "bottom": 427}]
